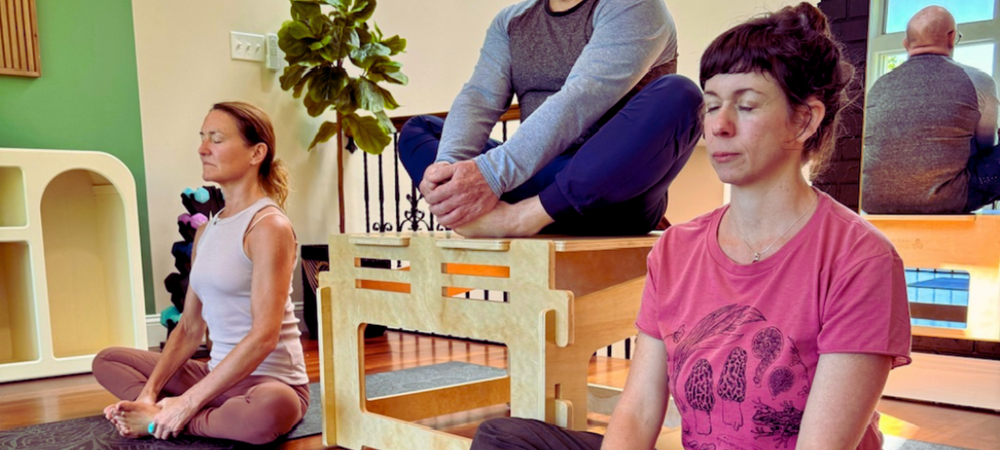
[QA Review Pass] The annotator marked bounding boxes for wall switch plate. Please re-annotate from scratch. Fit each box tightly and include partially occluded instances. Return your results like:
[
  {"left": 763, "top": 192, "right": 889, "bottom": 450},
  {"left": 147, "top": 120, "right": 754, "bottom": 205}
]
[{"left": 230, "top": 32, "right": 265, "bottom": 62}]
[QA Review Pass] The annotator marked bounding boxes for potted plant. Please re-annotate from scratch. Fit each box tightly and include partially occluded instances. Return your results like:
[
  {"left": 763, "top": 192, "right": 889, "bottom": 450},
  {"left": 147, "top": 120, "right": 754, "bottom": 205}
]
[{"left": 277, "top": 0, "right": 407, "bottom": 154}]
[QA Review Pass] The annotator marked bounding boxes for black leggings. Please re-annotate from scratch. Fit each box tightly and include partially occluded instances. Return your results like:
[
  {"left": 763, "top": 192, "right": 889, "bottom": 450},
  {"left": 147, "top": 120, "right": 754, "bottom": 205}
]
[{"left": 470, "top": 418, "right": 604, "bottom": 450}]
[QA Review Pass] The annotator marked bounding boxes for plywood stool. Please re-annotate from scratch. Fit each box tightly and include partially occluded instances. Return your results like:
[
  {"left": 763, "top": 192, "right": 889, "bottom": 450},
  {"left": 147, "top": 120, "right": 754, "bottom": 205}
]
[
  {"left": 865, "top": 215, "right": 1000, "bottom": 341},
  {"left": 866, "top": 215, "right": 1000, "bottom": 411},
  {"left": 318, "top": 232, "right": 658, "bottom": 450}
]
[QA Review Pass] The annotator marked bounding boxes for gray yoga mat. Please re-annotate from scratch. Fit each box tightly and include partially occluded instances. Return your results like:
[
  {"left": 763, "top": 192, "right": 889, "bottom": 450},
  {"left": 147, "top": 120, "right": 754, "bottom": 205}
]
[{"left": 0, "top": 361, "right": 506, "bottom": 449}]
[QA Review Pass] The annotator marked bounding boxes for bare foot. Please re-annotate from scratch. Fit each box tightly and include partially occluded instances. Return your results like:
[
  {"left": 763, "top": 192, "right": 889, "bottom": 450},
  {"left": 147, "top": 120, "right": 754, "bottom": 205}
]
[
  {"left": 455, "top": 197, "right": 554, "bottom": 238},
  {"left": 111, "top": 400, "right": 160, "bottom": 438},
  {"left": 103, "top": 404, "right": 118, "bottom": 421}
]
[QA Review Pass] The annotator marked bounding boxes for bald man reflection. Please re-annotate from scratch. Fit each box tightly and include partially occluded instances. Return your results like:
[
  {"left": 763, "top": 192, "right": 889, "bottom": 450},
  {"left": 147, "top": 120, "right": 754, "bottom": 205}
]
[{"left": 862, "top": 6, "right": 1000, "bottom": 214}]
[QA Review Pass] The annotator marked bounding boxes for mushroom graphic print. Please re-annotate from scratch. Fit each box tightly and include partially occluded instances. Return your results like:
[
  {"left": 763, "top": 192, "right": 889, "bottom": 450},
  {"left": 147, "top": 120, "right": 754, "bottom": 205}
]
[
  {"left": 717, "top": 347, "right": 748, "bottom": 431},
  {"left": 752, "top": 326, "right": 783, "bottom": 386},
  {"left": 685, "top": 358, "right": 715, "bottom": 435}
]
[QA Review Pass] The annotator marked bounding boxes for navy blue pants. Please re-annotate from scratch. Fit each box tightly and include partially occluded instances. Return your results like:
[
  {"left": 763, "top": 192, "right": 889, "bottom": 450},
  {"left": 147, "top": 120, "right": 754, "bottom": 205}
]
[
  {"left": 470, "top": 418, "right": 604, "bottom": 450},
  {"left": 966, "top": 143, "right": 1000, "bottom": 211},
  {"left": 398, "top": 75, "right": 703, "bottom": 236}
]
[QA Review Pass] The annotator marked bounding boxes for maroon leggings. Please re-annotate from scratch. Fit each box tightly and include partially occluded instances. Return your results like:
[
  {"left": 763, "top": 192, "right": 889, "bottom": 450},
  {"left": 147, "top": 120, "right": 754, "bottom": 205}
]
[{"left": 92, "top": 347, "right": 309, "bottom": 445}]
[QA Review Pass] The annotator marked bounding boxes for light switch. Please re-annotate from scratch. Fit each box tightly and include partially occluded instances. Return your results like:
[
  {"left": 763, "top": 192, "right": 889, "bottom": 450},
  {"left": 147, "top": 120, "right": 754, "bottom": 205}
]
[{"left": 230, "top": 32, "right": 265, "bottom": 62}]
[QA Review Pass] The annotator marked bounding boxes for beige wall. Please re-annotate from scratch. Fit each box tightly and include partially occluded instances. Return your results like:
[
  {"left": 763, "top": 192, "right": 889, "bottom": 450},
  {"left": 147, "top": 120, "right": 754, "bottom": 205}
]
[
  {"left": 134, "top": 0, "right": 817, "bottom": 312},
  {"left": 133, "top": 1, "right": 337, "bottom": 312}
]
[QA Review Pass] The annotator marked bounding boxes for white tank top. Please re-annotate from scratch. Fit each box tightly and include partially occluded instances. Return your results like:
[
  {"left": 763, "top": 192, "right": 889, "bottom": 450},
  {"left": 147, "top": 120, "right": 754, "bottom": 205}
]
[{"left": 190, "top": 197, "right": 308, "bottom": 385}]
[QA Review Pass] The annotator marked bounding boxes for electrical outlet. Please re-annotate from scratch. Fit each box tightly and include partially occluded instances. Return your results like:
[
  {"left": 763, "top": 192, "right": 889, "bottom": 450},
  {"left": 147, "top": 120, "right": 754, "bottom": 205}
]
[{"left": 230, "top": 32, "right": 265, "bottom": 62}]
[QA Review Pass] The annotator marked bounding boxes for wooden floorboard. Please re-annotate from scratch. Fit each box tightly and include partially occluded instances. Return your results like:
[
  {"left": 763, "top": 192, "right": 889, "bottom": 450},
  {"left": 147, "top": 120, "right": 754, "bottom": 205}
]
[{"left": 0, "top": 331, "right": 997, "bottom": 449}]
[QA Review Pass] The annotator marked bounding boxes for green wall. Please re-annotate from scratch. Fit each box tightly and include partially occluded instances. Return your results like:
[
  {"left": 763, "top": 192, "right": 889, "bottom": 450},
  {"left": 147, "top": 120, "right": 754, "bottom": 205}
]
[{"left": 0, "top": 0, "right": 155, "bottom": 313}]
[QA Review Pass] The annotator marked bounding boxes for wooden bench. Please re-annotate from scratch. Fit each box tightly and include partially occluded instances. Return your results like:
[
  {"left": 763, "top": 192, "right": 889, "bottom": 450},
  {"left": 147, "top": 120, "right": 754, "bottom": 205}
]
[
  {"left": 317, "top": 232, "right": 657, "bottom": 450},
  {"left": 864, "top": 214, "right": 1000, "bottom": 342}
]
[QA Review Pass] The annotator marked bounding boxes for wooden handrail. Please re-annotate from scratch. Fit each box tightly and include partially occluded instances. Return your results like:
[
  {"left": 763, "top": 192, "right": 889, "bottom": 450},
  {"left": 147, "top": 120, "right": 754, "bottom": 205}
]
[{"left": 387, "top": 104, "right": 521, "bottom": 130}]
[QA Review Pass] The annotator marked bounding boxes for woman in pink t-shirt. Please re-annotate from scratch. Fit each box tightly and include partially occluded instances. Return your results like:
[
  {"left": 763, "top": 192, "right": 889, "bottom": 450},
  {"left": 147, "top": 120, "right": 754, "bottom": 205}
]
[{"left": 471, "top": 3, "right": 911, "bottom": 450}]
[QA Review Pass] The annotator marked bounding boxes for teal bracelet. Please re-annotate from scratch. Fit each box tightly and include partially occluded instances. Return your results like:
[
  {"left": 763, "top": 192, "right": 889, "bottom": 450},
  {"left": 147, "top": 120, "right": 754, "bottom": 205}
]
[{"left": 148, "top": 423, "right": 155, "bottom": 434}]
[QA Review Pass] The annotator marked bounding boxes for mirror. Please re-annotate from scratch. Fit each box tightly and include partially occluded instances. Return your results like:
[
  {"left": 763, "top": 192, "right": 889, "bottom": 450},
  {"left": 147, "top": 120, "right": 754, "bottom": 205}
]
[{"left": 860, "top": 0, "right": 999, "bottom": 215}]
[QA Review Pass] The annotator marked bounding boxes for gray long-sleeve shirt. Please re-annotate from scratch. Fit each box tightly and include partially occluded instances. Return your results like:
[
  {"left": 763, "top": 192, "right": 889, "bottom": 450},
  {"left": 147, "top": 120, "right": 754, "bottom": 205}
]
[
  {"left": 862, "top": 54, "right": 1000, "bottom": 214},
  {"left": 436, "top": 0, "right": 678, "bottom": 196}
]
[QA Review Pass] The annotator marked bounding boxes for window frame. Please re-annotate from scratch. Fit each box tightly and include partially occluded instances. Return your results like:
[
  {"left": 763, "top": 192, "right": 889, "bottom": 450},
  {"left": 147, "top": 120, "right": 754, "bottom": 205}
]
[{"left": 866, "top": 0, "right": 1000, "bottom": 91}]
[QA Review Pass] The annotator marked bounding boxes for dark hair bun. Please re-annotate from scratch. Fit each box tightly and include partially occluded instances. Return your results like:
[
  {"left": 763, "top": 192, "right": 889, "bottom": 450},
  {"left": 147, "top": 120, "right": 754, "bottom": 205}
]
[
  {"left": 699, "top": 1, "right": 854, "bottom": 181},
  {"left": 792, "top": 2, "right": 831, "bottom": 36}
]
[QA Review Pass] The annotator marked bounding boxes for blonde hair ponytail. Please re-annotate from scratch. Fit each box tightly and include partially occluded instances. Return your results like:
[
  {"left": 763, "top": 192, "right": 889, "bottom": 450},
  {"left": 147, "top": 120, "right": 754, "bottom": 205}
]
[{"left": 211, "top": 101, "right": 290, "bottom": 209}]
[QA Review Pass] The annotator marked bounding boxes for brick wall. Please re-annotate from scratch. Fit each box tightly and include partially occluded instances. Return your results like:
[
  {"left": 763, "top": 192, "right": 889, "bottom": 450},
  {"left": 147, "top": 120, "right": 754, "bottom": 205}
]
[{"left": 816, "top": 0, "right": 869, "bottom": 211}]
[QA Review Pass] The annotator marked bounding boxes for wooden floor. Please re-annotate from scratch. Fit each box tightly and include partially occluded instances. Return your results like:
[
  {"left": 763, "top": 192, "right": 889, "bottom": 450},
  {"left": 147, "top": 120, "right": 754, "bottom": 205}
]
[{"left": 0, "top": 331, "right": 998, "bottom": 449}]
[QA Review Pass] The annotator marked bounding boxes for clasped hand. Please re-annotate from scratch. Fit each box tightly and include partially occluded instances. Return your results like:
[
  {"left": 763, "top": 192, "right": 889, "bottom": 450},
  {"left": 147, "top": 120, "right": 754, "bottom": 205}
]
[
  {"left": 149, "top": 395, "right": 198, "bottom": 440},
  {"left": 419, "top": 160, "right": 499, "bottom": 228}
]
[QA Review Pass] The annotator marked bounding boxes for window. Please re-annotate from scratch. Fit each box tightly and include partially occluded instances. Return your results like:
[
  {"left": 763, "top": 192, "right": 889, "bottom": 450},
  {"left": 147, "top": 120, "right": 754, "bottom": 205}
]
[
  {"left": 867, "top": 0, "right": 1000, "bottom": 86},
  {"left": 884, "top": 0, "right": 994, "bottom": 34}
]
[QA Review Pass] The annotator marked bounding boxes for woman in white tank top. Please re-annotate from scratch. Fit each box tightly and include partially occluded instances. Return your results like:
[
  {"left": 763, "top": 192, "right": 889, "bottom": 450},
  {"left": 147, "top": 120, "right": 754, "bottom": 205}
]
[{"left": 92, "top": 102, "right": 309, "bottom": 445}]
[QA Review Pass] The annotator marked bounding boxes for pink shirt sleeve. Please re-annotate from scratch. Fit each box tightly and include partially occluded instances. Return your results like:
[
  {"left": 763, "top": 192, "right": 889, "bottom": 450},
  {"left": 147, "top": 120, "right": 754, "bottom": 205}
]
[
  {"left": 817, "top": 249, "right": 912, "bottom": 368},
  {"left": 635, "top": 239, "right": 664, "bottom": 340}
]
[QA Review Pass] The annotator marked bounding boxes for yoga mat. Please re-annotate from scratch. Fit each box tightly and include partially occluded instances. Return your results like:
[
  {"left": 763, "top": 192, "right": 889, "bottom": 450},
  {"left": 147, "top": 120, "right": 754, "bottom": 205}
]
[{"left": 0, "top": 361, "right": 507, "bottom": 449}]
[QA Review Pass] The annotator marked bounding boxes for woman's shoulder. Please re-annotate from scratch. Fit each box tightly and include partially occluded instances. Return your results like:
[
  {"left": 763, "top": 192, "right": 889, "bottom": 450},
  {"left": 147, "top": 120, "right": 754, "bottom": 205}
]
[
  {"left": 817, "top": 192, "right": 898, "bottom": 261},
  {"left": 245, "top": 200, "right": 294, "bottom": 243}
]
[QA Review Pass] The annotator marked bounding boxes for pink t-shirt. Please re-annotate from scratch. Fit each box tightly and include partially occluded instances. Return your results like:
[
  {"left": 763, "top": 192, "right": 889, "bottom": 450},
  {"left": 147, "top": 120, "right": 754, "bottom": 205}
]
[{"left": 636, "top": 191, "right": 911, "bottom": 450}]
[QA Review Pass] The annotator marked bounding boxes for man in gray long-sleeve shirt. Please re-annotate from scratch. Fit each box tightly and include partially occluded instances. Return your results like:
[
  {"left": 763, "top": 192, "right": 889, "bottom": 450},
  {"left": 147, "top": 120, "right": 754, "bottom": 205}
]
[
  {"left": 398, "top": 0, "right": 703, "bottom": 237},
  {"left": 862, "top": 6, "right": 1000, "bottom": 214}
]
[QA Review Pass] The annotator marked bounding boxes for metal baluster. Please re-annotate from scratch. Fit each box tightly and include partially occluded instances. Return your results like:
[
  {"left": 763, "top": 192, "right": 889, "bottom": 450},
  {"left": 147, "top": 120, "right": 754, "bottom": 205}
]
[
  {"left": 394, "top": 133, "right": 401, "bottom": 232},
  {"left": 363, "top": 153, "right": 370, "bottom": 233},
  {"left": 377, "top": 153, "right": 387, "bottom": 231}
]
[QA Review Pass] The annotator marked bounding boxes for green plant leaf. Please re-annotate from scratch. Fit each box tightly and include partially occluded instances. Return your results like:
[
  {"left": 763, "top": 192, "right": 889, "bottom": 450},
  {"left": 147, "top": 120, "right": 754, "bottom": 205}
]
[
  {"left": 381, "top": 35, "right": 406, "bottom": 55},
  {"left": 309, "top": 66, "right": 350, "bottom": 103},
  {"left": 333, "top": 79, "right": 359, "bottom": 114},
  {"left": 355, "top": 78, "right": 385, "bottom": 113},
  {"left": 291, "top": 0, "right": 321, "bottom": 21},
  {"left": 374, "top": 110, "right": 396, "bottom": 134},
  {"left": 308, "top": 13, "right": 333, "bottom": 37},
  {"left": 319, "top": 0, "right": 348, "bottom": 14},
  {"left": 293, "top": 66, "right": 322, "bottom": 98},
  {"left": 372, "top": 21, "right": 383, "bottom": 41},
  {"left": 342, "top": 113, "right": 391, "bottom": 155},
  {"left": 278, "top": 22, "right": 310, "bottom": 58},
  {"left": 309, "top": 35, "right": 332, "bottom": 50},
  {"left": 356, "top": 23, "right": 372, "bottom": 45},
  {"left": 308, "top": 120, "right": 340, "bottom": 151},
  {"left": 288, "top": 20, "right": 314, "bottom": 39},
  {"left": 350, "top": 42, "right": 390, "bottom": 70},
  {"left": 349, "top": 0, "right": 377, "bottom": 24},
  {"left": 378, "top": 83, "right": 400, "bottom": 110},
  {"left": 303, "top": 94, "right": 332, "bottom": 117},
  {"left": 383, "top": 70, "right": 408, "bottom": 85},
  {"left": 279, "top": 64, "right": 308, "bottom": 91},
  {"left": 322, "top": 17, "right": 357, "bottom": 62}
]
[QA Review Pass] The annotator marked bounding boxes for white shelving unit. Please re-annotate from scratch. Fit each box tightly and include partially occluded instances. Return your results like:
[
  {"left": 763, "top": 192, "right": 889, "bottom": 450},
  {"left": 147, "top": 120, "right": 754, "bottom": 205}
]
[{"left": 0, "top": 148, "right": 147, "bottom": 383}]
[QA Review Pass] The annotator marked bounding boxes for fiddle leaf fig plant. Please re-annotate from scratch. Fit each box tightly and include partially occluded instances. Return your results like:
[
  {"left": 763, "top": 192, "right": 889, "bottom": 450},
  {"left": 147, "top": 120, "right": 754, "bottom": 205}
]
[{"left": 278, "top": 0, "right": 408, "bottom": 154}]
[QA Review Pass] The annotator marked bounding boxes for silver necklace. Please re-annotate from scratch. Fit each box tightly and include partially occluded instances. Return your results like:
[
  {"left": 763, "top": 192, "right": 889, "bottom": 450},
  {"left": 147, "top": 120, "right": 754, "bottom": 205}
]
[{"left": 733, "top": 196, "right": 817, "bottom": 263}]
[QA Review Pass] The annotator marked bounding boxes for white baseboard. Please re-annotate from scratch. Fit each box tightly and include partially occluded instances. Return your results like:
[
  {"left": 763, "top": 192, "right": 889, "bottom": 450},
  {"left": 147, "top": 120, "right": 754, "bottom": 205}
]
[
  {"left": 883, "top": 352, "right": 1000, "bottom": 411},
  {"left": 146, "top": 314, "right": 166, "bottom": 348},
  {"left": 146, "top": 302, "right": 306, "bottom": 349}
]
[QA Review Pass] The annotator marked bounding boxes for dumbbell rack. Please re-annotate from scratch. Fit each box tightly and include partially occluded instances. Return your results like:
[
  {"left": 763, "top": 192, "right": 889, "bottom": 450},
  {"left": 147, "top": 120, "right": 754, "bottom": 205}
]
[{"left": 0, "top": 148, "right": 147, "bottom": 383}]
